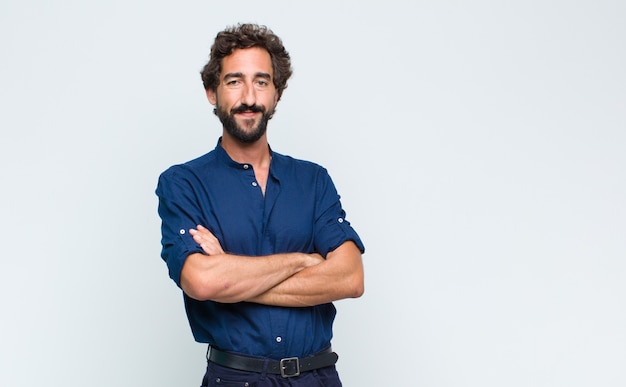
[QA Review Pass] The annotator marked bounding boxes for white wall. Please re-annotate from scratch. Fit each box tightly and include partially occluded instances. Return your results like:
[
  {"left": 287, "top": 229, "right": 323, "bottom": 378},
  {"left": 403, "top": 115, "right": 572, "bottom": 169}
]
[{"left": 1, "top": 1, "right": 624, "bottom": 386}]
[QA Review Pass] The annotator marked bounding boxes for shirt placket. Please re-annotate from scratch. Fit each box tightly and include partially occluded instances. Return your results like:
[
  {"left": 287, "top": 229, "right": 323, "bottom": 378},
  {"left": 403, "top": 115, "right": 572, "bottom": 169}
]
[{"left": 262, "top": 171, "right": 289, "bottom": 357}]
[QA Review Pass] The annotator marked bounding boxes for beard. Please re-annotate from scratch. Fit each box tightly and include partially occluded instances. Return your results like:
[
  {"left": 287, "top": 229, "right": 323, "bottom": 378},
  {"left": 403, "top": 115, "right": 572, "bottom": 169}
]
[{"left": 215, "top": 102, "right": 274, "bottom": 144}]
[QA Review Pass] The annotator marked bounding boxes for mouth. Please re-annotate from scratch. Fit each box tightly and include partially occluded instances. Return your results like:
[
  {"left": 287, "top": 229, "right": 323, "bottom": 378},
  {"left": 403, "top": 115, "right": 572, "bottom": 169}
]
[{"left": 235, "top": 110, "right": 261, "bottom": 118}]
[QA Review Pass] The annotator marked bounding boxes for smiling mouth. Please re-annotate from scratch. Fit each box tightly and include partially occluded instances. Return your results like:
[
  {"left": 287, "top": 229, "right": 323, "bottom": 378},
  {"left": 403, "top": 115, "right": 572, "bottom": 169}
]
[{"left": 236, "top": 111, "right": 260, "bottom": 118}]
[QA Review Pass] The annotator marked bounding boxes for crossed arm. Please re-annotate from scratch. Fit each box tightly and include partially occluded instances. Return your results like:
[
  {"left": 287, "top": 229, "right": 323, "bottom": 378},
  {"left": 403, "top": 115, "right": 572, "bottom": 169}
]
[{"left": 180, "top": 225, "right": 364, "bottom": 307}]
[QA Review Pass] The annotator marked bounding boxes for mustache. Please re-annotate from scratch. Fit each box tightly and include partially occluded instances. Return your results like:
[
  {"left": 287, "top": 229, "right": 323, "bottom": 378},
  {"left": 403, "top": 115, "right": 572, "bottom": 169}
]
[{"left": 231, "top": 104, "right": 265, "bottom": 114}]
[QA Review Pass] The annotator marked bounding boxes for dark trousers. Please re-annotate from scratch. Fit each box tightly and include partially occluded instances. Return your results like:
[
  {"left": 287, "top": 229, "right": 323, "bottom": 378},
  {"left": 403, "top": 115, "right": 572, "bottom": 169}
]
[{"left": 201, "top": 361, "right": 343, "bottom": 386}]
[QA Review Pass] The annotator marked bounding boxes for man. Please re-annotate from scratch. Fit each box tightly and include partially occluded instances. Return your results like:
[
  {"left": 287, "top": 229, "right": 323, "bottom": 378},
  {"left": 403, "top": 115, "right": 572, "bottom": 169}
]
[{"left": 156, "top": 23, "right": 365, "bottom": 386}]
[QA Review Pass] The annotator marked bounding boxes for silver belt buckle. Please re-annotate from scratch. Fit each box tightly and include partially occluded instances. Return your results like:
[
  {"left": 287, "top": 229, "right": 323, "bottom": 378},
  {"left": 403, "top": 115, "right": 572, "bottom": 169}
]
[{"left": 280, "top": 357, "right": 300, "bottom": 378}]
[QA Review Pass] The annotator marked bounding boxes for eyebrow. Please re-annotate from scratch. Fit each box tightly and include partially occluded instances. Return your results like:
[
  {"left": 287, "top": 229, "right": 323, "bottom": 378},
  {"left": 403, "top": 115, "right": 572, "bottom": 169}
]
[{"left": 223, "top": 72, "right": 272, "bottom": 81}]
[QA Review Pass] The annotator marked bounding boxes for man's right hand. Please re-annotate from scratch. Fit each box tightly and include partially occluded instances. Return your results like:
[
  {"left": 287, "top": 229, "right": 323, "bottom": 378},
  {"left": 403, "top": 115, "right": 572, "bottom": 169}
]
[{"left": 189, "top": 225, "right": 225, "bottom": 255}]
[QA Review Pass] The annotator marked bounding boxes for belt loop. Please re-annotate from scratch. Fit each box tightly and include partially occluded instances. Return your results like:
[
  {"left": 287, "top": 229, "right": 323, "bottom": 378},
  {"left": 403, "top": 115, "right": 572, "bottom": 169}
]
[{"left": 260, "top": 358, "right": 269, "bottom": 380}]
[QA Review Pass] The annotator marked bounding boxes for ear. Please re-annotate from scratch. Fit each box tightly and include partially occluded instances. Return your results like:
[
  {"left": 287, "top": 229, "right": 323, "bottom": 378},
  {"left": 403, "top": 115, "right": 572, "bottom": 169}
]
[{"left": 206, "top": 89, "right": 217, "bottom": 105}]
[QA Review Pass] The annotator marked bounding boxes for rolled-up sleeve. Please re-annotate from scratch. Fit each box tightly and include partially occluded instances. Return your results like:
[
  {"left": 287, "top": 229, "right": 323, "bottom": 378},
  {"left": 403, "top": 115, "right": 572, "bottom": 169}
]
[
  {"left": 313, "top": 168, "right": 365, "bottom": 257},
  {"left": 156, "top": 167, "right": 205, "bottom": 287}
]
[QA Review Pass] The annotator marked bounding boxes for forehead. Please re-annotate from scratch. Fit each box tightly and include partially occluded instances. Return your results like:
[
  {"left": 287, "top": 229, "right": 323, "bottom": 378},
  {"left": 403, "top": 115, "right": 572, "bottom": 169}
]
[{"left": 221, "top": 47, "right": 273, "bottom": 77}]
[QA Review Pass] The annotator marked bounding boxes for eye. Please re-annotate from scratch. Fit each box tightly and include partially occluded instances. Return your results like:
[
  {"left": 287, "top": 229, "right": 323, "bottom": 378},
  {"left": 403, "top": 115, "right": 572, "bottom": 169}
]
[
  {"left": 256, "top": 80, "right": 269, "bottom": 87},
  {"left": 225, "top": 79, "right": 241, "bottom": 87}
]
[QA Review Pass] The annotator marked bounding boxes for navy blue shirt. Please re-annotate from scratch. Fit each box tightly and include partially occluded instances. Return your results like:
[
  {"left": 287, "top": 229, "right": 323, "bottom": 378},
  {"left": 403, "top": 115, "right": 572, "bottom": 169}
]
[{"left": 156, "top": 139, "right": 364, "bottom": 359}]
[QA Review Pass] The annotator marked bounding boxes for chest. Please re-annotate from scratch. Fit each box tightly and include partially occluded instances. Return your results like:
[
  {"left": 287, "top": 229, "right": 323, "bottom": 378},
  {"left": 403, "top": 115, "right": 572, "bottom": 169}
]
[{"left": 199, "top": 171, "right": 317, "bottom": 255}]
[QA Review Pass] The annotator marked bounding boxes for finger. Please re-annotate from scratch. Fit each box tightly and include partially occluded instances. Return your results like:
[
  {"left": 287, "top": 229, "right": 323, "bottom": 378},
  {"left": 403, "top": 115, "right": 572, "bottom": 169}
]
[{"left": 195, "top": 225, "right": 213, "bottom": 235}]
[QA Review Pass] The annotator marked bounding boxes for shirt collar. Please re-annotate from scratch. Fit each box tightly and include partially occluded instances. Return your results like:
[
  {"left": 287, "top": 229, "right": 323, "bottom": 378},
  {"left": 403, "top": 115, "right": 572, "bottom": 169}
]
[
  {"left": 214, "top": 137, "right": 242, "bottom": 169},
  {"left": 214, "top": 137, "right": 280, "bottom": 181}
]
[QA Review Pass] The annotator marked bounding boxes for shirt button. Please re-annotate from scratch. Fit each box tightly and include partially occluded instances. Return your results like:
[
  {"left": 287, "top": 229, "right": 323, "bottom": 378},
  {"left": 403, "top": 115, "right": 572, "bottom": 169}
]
[
  {"left": 243, "top": 164, "right": 249, "bottom": 169},
  {"left": 338, "top": 218, "right": 344, "bottom": 223},
  {"left": 179, "top": 229, "right": 186, "bottom": 234},
  {"left": 252, "top": 182, "right": 258, "bottom": 187},
  {"left": 276, "top": 336, "right": 282, "bottom": 343}
]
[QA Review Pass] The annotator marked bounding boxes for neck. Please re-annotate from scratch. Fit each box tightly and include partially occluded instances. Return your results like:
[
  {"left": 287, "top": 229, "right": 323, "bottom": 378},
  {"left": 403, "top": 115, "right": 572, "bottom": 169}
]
[{"left": 220, "top": 133, "right": 271, "bottom": 167}]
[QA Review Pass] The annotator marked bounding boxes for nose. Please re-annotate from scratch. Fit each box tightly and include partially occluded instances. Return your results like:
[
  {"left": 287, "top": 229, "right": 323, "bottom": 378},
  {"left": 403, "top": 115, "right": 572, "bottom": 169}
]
[{"left": 240, "top": 81, "right": 256, "bottom": 107}]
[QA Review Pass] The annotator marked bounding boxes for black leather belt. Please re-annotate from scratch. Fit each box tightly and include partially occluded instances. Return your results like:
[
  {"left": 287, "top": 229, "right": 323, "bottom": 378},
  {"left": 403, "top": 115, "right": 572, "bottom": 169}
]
[{"left": 207, "top": 346, "right": 339, "bottom": 378}]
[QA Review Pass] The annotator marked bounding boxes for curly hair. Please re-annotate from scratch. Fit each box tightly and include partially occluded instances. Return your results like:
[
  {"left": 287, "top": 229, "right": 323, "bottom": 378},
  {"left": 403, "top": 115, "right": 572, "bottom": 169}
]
[{"left": 200, "top": 23, "right": 293, "bottom": 101}]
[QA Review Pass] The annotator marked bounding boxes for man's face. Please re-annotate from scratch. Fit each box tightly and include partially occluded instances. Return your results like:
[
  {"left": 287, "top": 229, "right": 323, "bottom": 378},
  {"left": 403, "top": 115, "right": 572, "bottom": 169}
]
[{"left": 207, "top": 47, "right": 279, "bottom": 143}]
